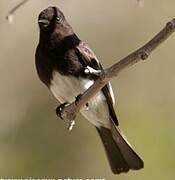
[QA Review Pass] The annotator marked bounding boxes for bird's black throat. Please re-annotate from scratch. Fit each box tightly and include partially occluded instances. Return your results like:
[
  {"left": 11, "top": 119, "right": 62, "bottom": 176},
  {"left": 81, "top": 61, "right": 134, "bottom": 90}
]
[{"left": 35, "top": 33, "right": 84, "bottom": 86}]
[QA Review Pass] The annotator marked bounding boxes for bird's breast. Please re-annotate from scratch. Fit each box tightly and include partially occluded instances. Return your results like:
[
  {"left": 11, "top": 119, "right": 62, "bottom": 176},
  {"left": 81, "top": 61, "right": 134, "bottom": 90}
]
[{"left": 50, "top": 71, "right": 110, "bottom": 128}]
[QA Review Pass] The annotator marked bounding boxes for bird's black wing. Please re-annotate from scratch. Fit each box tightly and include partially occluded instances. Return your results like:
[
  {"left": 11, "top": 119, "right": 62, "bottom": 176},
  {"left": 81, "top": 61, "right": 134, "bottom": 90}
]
[{"left": 76, "top": 41, "right": 119, "bottom": 126}]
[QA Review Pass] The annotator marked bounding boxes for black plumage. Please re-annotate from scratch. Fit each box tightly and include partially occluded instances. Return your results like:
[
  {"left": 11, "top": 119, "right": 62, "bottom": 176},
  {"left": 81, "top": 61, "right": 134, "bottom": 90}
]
[{"left": 35, "top": 6, "right": 144, "bottom": 174}]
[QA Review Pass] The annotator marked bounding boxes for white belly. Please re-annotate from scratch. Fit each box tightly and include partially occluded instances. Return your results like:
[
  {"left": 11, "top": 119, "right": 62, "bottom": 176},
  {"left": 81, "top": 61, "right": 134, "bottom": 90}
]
[{"left": 50, "top": 71, "right": 110, "bottom": 128}]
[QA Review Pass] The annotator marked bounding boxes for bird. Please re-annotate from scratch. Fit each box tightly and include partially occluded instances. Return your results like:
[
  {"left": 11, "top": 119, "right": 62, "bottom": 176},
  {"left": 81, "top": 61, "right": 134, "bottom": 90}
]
[{"left": 35, "top": 6, "right": 144, "bottom": 174}]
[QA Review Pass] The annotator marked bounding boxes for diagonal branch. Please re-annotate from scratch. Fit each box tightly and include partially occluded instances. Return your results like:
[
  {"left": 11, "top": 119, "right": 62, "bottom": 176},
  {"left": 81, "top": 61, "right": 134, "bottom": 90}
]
[
  {"left": 59, "top": 18, "right": 175, "bottom": 126},
  {"left": 6, "top": 0, "right": 30, "bottom": 23},
  {"left": 136, "top": 0, "right": 144, "bottom": 8},
  {"left": 5, "top": 0, "right": 142, "bottom": 24},
  {"left": 6, "top": 0, "right": 143, "bottom": 24}
]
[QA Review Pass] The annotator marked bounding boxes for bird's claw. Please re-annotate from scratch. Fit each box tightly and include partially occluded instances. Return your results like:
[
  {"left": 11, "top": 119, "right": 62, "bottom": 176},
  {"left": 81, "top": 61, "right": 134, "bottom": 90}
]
[
  {"left": 56, "top": 102, "right": 69, "bottom": 120},
  {"left": 84, "top": 66, "right": 102, "bottom": 76},
  {"left": 75, "top": 94, "right": 83, "bottom": 105},
  {"left": 56, "top": 102, "right": 76, "bottom": 131}
]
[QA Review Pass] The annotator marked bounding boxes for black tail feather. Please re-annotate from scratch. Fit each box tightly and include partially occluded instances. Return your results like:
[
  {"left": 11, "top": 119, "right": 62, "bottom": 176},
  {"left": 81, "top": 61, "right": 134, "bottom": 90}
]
[{"left": 96, "top": 124, "right": 143, "bottom": 174}]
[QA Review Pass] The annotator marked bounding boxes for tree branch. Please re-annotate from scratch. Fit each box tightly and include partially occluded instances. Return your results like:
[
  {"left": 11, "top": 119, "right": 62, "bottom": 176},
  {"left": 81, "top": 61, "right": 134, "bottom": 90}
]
[
  {"left": 6, "top": 0, "right": 29, "bottom": 24},
  {"left": 6, "top": 0, "right": 143, "bottom": 24},
  {"left": 137, "top": 0, "right": 144, "bottom": 8},
  {"left": 60, "top": 18, "right": 175, "bottom": 128}
]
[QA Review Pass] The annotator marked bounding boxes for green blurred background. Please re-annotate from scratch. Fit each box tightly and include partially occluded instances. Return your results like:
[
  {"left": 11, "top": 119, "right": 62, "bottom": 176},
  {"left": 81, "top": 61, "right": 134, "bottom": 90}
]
[{"left": 0, "top": 0, "right": 175, "bottom": 179}]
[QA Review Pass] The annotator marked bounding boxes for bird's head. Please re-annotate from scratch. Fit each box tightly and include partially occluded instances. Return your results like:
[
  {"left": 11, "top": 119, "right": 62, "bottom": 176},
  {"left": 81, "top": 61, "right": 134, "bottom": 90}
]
[{"left": 38, "top": 6, "right": 67, "bottom": 32}]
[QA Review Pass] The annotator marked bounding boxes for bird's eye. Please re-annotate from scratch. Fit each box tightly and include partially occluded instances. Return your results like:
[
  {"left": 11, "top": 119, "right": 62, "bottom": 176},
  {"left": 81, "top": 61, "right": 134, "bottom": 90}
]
[{"left": 56, "top": 17, "right": 61, "bottom": 22}]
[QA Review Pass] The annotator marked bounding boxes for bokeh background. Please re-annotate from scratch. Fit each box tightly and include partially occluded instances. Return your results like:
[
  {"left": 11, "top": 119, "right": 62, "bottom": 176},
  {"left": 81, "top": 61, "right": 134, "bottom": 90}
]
[{"left": 0, "top": 0, "right": 175, "bottom": 179}]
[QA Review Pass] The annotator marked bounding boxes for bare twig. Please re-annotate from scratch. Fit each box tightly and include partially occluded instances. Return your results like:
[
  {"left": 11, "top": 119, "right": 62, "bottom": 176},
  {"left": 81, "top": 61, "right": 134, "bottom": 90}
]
[
  {"left": 5, "top": 0, "right": 142, "bottom": 23},
  {"left": 6, "top": 0, "right": 29, "bottom": 24},
  {"left": 137, "top": 0, "right": 144, "bottom": 8},
  {"left": 59, "top": 18, "right": 175, "bottom": 123}
]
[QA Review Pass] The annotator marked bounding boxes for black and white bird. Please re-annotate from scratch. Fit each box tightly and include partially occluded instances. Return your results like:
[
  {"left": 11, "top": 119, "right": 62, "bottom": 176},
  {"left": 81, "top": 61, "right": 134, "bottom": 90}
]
[{"left": 35, "top": 6, "right": 144, "bottom": 174}]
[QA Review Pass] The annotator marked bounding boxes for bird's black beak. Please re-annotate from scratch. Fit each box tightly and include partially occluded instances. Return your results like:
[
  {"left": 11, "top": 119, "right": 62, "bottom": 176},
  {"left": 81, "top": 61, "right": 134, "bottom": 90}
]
[{"left": 38, "top": 19, "right": 50, "bottom": 28}]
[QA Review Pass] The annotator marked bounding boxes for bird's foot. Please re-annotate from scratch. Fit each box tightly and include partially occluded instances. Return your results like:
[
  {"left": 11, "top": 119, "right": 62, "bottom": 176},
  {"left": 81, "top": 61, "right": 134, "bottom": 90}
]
[
  {"left": 56, "top": 102, "right": 69, "bottom": 120},
  {"left": 75, "top": 94, "right": 82, "bottom": 105},
  {"left": 84, "top": 66, "right": 102, "bottom": 76},
  {"left": 56, "top": 102, "right": 76, "bottom": 131}
]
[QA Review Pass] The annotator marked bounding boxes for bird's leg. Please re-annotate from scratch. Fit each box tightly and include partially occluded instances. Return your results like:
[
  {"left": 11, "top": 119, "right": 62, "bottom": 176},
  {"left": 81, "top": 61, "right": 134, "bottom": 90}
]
[
  {"left": 75, "top": 94, "right": 83, "bottom": 105},
  {"left": 56, "top": 102, "right": 75, "bottom": 131},
  {"left": 84, "top": 66, "right": 102, "bottom": 76}
]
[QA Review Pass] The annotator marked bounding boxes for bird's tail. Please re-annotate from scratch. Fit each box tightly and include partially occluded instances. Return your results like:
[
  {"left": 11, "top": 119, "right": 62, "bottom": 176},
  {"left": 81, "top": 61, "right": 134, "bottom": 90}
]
[{"left": 96, "top": 122, "right": 144, "bottom": 174}]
